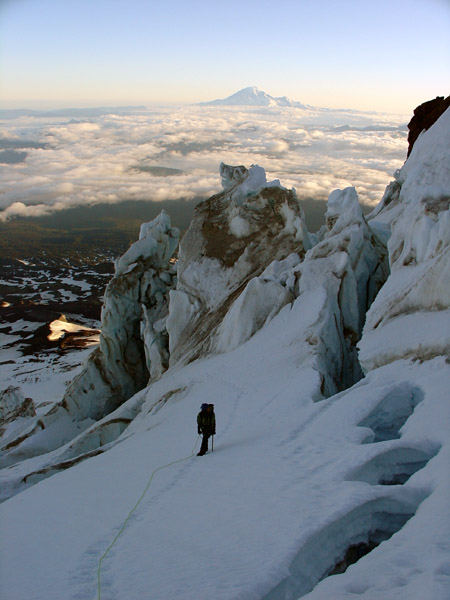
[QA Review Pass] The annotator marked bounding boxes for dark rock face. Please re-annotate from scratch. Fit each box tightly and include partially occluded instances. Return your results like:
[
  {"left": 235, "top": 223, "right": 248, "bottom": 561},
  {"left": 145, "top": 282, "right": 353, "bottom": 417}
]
[{"left": 407, "top": 95, "right": 450, "bottom": 156}]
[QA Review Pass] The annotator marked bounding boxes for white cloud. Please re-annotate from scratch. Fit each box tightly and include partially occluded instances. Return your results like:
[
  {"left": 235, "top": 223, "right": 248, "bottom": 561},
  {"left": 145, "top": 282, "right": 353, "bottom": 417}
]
[{"left": 0, "top": 105, "right": 409, "bottom": 221}]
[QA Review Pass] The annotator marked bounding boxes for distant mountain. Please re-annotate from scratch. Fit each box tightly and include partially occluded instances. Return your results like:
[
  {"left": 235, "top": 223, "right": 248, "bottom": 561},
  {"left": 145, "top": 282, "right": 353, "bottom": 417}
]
[{"left": 199, "top": 86, "right": 306, "bottom": 108}]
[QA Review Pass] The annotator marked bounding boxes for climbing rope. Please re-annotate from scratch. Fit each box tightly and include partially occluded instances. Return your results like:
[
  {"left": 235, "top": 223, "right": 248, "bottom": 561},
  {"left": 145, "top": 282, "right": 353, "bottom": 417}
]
[{"left": 97, "top": 435, "right": 200, "bottom": 600}]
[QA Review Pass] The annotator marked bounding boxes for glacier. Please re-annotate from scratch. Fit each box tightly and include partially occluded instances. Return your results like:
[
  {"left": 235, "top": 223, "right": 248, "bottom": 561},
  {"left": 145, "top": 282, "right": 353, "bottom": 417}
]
[{"left": 0, "top": 104, "right": 449, "bottom": 600}]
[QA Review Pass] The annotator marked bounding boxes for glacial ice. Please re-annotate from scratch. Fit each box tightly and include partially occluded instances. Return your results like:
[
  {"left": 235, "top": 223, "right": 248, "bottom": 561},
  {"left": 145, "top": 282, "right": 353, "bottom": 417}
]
[
  {"left": 1, "top": 106, "right": 449, "bottom": 600},
  {"left": 63, "top": 209, "right": 179, "bottom": 418},
  {"left": 360, "top": 107, "right": 450, "bottom": 372},
  {"left": 0, "top": 211, "right": 179, "bottom": 467},
  {"left": 214, "top": 277, "right": 293, "bottom": 352}
]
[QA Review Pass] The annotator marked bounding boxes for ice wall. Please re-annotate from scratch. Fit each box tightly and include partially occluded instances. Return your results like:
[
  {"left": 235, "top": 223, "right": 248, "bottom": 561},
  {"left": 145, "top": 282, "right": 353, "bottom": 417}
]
[
  {"left": 0, "top": 211, "right": 179, "bottom": 466},
  {"left": 64, "top": 210, "right": 179, "bottom": 419},
  {"left": 167, "top": 162, "right": 388, "bottom": 396},
  {"left": 299, "top": 106, "right": 450, "bottom": 600},
  {"left": 214, "top": 184, "right": 389, "bottom": 396},
  {"left": 360, "top": 107, "right": 450, "bottom": 371}
]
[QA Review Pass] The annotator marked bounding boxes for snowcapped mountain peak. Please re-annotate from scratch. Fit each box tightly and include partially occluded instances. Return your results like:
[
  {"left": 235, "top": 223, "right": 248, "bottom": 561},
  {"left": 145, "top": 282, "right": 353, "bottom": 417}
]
[
  {"left": 242, "top": 85, "right": 264, "bottom": 96},
  {"left": 199, "top": 86, "right": 305, "bottom": 107},
  {"left": 235, "top": 86, "right": 273, "bottom": 103}
]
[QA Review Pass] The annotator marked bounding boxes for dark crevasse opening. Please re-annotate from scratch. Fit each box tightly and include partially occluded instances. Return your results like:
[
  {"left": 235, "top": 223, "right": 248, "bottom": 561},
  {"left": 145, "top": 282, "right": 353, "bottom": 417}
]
[
  {"left": 324, "top": 513, "right": 414, "bottom": 579},
  {"left": 261, "top": 493, "right": 428, "bottom": 600}
]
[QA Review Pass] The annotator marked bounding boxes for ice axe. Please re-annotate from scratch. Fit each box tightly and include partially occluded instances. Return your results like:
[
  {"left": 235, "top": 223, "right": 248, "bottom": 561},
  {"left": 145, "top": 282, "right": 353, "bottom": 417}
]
[{"left": 212, "top": 435, "right": 214, "bottom": 452}]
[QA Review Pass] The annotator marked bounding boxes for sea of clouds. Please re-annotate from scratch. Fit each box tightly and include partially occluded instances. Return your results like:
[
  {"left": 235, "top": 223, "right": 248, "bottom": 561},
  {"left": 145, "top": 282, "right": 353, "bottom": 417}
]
[{"left": 0, "top": 104, "right": 409, "bottom": 221}]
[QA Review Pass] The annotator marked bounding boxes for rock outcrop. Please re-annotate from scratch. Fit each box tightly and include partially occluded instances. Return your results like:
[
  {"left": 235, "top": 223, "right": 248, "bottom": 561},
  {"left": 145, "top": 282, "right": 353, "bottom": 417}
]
[
  {"left": 166, "top": 163, "right": 312, "bottom": 364},
  {"left": 218, "top": 184, "right": 389, "bottom": 397},
  {"left": 407, "top": 95, "right": 450, "bottom": 156}
]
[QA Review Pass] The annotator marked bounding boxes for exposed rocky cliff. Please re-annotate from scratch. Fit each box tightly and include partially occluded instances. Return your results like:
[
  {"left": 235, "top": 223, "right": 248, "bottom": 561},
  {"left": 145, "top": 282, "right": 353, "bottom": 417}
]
[{"left": 407, "top": 95, "right": 450, "bottom": 156}]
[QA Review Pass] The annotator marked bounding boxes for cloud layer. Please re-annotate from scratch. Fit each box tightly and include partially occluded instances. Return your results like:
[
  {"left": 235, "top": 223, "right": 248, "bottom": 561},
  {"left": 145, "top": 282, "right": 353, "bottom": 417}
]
[{"left": 0, "top": 105, "right": 408, "bottom": 221}]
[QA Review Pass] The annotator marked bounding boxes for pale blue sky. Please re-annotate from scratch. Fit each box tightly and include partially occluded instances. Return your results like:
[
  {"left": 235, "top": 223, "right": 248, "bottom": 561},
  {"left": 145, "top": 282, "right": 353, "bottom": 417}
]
[{"left": 0, "top": 0, "right": 449, "bottom": 112}]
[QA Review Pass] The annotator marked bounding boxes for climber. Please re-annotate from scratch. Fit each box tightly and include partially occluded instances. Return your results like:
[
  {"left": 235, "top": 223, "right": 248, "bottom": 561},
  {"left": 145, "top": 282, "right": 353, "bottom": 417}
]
[{"left": 197, "top": 403, "right": 216, "bottom": 456}]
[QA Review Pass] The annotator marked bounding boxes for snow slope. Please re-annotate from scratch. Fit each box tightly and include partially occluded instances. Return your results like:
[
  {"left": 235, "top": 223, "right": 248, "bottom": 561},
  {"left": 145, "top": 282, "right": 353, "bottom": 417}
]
[
  {"left": 1, "top": 312, "right": 448, "bottom": 600},
  {"left": 0, "top": 108, "right": 449, "bottom": 600}
]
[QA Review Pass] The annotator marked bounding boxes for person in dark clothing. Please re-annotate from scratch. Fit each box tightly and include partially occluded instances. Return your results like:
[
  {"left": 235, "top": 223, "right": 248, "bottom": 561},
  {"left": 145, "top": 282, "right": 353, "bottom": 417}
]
[{"left": 197, "top": 403, "right": 216, "bottom": 456}]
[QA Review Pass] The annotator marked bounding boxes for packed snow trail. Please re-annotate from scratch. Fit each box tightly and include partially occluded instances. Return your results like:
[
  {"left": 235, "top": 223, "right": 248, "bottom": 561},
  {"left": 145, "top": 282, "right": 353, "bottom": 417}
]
[{"left": 97, "top": 435, "right": 200, "bottom": 600}]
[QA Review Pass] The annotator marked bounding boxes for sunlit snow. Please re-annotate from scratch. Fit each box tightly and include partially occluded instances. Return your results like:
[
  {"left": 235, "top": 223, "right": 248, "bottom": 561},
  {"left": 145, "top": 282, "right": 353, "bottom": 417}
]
[{"left": 0, "top": 107, "right": 449, "bottom": 600}]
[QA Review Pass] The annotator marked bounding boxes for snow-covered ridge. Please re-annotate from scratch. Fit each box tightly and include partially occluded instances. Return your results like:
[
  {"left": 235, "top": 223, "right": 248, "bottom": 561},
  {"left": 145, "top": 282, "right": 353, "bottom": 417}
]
[{"left": 0, "top": 105, "right": 449, "bottom": 600}]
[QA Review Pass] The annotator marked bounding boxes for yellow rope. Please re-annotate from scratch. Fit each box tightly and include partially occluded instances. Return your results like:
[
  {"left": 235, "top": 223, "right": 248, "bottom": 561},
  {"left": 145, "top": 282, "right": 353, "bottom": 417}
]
[{"left": 97, "top": 435, "right": 200, "bottom": 600}]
